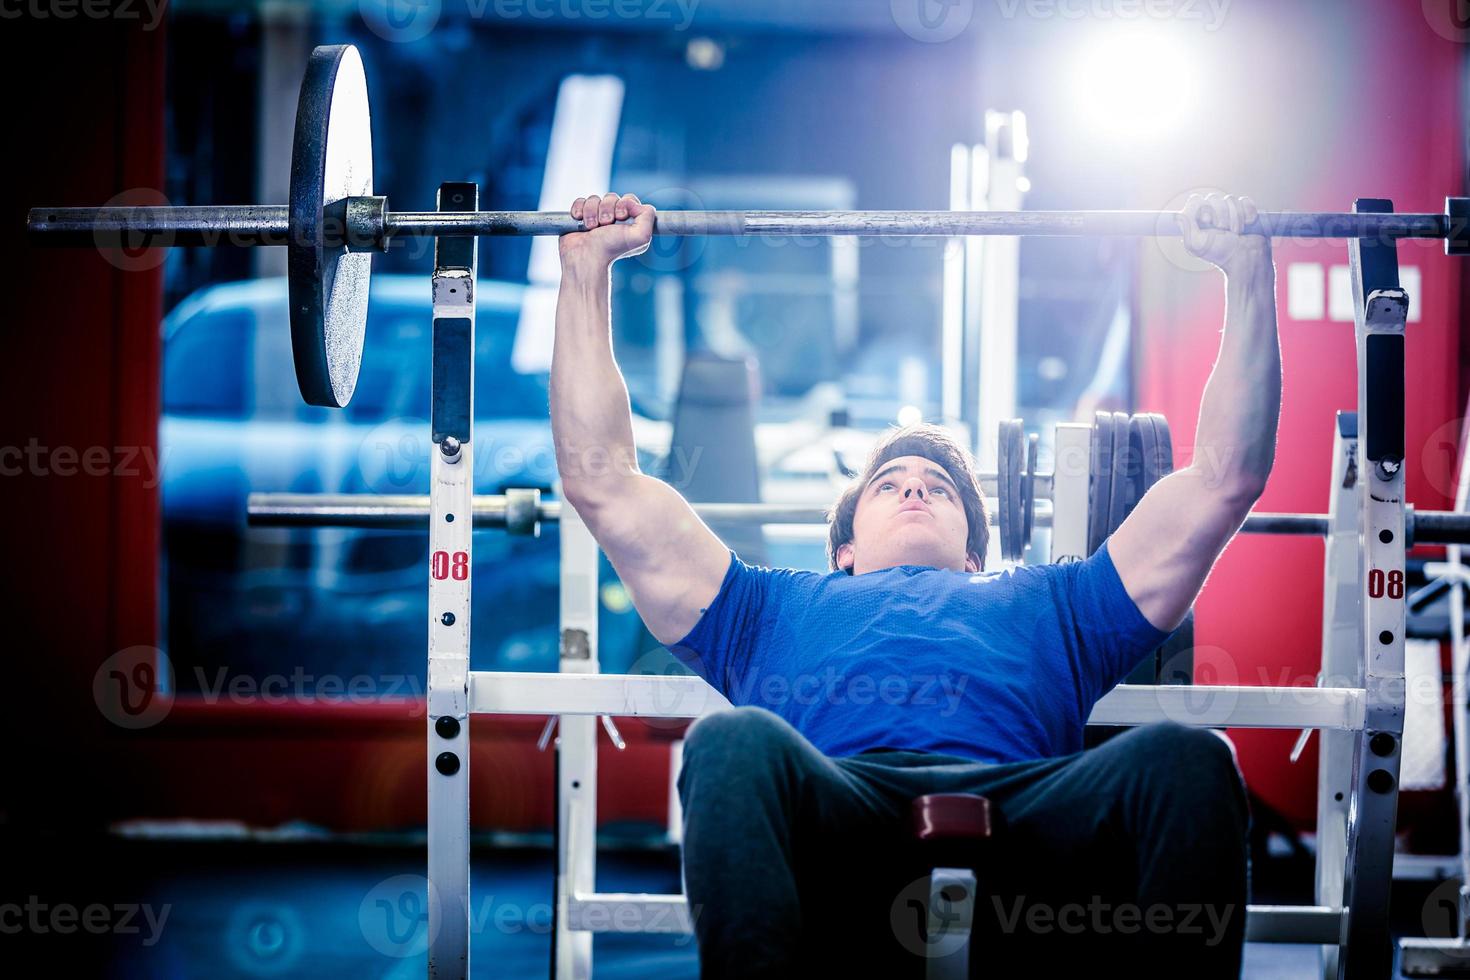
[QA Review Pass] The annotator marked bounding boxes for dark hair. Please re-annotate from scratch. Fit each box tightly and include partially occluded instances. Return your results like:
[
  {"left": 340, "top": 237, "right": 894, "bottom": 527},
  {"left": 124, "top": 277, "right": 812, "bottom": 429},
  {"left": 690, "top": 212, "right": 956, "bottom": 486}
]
[{"left": 826, "top": 423, "right": 989, "bottom": 573}]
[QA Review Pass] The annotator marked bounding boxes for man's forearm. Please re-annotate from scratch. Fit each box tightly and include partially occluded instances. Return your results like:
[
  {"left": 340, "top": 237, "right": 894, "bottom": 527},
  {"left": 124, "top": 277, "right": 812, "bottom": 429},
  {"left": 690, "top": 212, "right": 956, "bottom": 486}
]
[
  {"left": 1192, "top": 255, "right": 1281, "bottom": 504},
  {"left": 551, "top": 259, "right": 640, "bottom": 508}
]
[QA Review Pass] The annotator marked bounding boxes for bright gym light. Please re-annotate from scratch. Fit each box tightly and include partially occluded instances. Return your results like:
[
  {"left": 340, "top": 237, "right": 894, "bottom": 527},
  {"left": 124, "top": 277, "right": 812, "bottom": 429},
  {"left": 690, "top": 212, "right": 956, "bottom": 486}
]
[{"left": 1072, "top": 29, "right": 1196, "bottom": 140}]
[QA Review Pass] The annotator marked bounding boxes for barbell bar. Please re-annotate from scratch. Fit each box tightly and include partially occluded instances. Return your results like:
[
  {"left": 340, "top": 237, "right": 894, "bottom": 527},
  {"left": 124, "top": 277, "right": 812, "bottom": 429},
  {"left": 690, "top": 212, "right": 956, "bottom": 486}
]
[
  {"left": 27, "top": 42, "right": 1470, "bottom": 411},
  {"left": 243, "top": 490, "right": 1470, "bottom": 547},
  {"left": 238, "top": 412, "right": 1465, "bottom": 552},
  {"left": 27, "top": 203, "right": 1468, "bottom": 246},
  {"left": 243, "top": 492, "right": 1052, "bottom": 534}
]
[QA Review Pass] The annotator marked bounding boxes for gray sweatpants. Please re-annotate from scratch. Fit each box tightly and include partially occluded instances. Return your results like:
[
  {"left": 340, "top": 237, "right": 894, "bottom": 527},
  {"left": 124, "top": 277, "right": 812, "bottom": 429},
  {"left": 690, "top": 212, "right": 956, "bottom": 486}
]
[{"left": 676, "top": 706, "right": 1250, "bottom": 978}]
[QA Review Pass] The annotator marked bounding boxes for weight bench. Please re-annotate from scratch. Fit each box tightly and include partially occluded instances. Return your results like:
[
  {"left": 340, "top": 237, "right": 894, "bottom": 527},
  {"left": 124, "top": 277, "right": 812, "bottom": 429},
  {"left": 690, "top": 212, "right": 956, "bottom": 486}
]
[{"left": 909, "top": 792, "right": 996, "bottom": 980}]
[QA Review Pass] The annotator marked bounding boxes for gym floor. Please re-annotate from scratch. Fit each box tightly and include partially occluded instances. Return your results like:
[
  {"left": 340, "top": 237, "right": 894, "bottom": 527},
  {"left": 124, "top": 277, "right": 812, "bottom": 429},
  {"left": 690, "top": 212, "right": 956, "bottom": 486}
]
[
  {"left": 2, "top": 828, "right": 1455, "bottom": 976},
  {"left": 0, "top": 830, "right": 1438, "bottom": 977}
]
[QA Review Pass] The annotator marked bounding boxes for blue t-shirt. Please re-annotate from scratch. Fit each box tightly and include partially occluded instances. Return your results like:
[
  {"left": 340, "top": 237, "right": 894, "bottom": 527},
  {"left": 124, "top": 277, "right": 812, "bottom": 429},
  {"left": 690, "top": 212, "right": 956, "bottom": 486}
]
[{"left": 671, "top": 541, "right": 1169, "bottom": 765}]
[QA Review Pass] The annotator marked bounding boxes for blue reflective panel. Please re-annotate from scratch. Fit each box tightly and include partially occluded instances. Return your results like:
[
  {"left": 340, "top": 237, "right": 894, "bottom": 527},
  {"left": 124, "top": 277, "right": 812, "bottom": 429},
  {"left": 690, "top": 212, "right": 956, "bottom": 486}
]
[
  {"left": 158, "top": 276, "right": 597, "bottom": 698},
  {"left": 163, "top": 305, "right": 252, "bottom": 419}
]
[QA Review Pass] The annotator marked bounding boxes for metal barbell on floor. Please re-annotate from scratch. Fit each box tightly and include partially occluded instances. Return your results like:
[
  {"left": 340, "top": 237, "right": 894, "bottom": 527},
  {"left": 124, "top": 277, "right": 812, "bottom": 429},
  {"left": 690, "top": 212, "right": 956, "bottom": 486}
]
[{"left": 24, "top": 42, "right": 1470, "bottom": 410}]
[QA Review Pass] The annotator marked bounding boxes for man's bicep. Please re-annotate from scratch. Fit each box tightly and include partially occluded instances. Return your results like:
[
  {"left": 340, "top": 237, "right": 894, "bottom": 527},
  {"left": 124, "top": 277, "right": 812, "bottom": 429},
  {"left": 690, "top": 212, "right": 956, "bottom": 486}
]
[
  {"left": 584, "top": 474, "right": 731, "bottom": 646},
  {"left": 1106, "top": 467, "right": 1248, "bottom": 631}
]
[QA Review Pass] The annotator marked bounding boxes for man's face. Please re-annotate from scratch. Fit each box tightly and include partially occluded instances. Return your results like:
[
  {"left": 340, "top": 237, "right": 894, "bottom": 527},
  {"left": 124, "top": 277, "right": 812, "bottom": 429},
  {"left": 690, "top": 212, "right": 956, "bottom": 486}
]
[{"left": 836, "top": 455, "right": 979, "bottom": 575}]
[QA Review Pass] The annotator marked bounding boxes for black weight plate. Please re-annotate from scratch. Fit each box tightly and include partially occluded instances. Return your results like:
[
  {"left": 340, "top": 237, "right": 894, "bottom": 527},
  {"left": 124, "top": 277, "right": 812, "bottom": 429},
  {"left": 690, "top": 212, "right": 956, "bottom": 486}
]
[
  {"left": 1124, "top": 412, "right": 1158, "bottom": 523},
  {"left": 289, "top": 44, "right": 374, "bottom": 408},
  {"left": 1087, "top": 411, "right": 1114, "bottom": 556},
  {"left": 1150, "top": 412, "right": 1175, "bottom": 476},
  {"left": 1107, "top": 410, "right": 1132, "bottom": 537},
  {"left": 1134, "top": 412, "right": 1161, "bottom": 501},
  {"left": 1022, "top": 431, "right": 1038, "bottom": 546},
  {"left": 1122, "top": 413, "right": 1144, "bottom": 519},
  {"left": 995, "top": 422, "right": 1011, "bottom": 561},
  {"left": 995, "top": 421, "right": 1012, "bottom": 561},
  {"left": 998, "top": 420, "right": 1024, "bottom": 561}
]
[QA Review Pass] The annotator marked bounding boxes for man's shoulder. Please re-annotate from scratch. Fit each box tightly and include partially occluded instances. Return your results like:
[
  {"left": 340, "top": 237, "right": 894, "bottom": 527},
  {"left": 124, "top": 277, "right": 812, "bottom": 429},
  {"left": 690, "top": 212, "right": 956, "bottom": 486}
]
[{"left": 724, "top": 555, "right": 828, "bottom": 595}]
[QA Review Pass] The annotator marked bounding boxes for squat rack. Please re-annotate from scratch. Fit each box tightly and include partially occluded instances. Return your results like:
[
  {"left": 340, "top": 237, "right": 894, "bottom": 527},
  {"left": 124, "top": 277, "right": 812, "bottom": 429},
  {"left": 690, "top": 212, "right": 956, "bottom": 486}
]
[{"left": 241, "top": 192, "right": 1426, "bottom": 980}]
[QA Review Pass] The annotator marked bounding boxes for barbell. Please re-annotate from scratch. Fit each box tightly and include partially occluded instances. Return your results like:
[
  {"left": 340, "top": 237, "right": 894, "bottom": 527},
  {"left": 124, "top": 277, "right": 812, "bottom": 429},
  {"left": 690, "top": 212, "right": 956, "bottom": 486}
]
[
  {"left": 243, "top": 413, "right": 1470, "bottom": 552},
  {"left": 27, "top": 42, "right": 1470, "bottom": 409}
]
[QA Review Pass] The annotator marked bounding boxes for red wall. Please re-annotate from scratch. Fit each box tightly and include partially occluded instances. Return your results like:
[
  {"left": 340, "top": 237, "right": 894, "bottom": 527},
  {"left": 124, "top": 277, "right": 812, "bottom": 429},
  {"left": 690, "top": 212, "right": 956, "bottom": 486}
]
[
  {"left": 1, "top": 14, "right": 166, "bottom": 834},
  {"left": 1135, "top": 2, "right": 1466, "bottom": 828}
]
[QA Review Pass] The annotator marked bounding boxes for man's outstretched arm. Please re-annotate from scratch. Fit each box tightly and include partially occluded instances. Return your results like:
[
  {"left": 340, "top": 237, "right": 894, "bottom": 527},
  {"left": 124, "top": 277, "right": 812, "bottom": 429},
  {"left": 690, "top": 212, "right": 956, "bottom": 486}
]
[
  {"left": 553, "top": 192, "right": 730, "bottom": 646},
  {"left": 1108, "top": 193, "right": 1281, "bottom": 632}
]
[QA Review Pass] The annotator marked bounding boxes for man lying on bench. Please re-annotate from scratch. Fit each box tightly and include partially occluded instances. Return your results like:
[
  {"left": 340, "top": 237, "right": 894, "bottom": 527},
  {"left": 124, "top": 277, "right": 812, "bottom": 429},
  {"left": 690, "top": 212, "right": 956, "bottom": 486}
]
[{"left": 550, "top": 190, "right": 1275, "bottom": 979}]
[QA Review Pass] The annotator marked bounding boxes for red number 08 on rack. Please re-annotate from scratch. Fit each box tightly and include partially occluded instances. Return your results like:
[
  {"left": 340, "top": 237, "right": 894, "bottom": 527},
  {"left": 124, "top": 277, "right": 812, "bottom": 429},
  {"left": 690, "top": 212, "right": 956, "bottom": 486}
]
[
  {"left": 1367, "top": 568, "right": 1404, "bottom": 599},
  {"left": 431, "top": 551, "right": 470, "bottom": 581}
]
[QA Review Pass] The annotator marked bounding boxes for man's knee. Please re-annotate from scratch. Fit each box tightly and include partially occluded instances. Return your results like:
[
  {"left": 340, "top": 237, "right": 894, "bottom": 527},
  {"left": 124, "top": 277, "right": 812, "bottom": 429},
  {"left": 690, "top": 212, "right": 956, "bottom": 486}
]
[
  {"left": 1121, "top": 723, "right": 1248, "bottom": 810},
  {"left": 685, "top": 706, "right": 798, "bottom": 756},
  {"left": 679, "top": 707, "right": 803, "bottom": 793}
]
